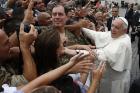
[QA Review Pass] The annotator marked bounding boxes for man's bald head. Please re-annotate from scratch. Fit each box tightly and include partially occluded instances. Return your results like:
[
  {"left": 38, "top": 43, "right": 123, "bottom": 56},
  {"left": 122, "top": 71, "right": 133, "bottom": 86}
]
[
  {"left": 37, "top": 12, "right": 51, "bottom": 25},
  {"left": 37, "top": 12, "right": 51, "bottom": 21}
]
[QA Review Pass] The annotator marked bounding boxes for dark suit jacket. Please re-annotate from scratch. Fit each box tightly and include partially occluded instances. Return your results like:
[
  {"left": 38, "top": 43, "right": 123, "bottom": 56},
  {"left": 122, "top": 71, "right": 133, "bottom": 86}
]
[
  {"left": 137, "top": 27, "right": 140, "bottom": 54},
  {"left": 125, "top": 8, "right": 134, "bottom": 24},
  {"left": 133, "top": 11, "right": 140, "bottom": 26},
  {"left": 44, "top": 0, "right": 51, "bottom": 5},
  {"left": 129, "top": 78, "right": 140, "bottom": 93},
  {"left": 107, "top": 17, "right": 113, "bottom": 31},
  {"left": 133, "top": 11, "right": 140, "bottom": 54}
]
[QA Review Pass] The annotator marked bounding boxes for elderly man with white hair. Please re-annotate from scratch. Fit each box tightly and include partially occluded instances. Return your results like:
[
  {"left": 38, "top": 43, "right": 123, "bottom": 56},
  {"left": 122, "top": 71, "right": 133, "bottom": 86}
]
[{"left": 81, "top": 17, "right": 132, "bottom": 93}]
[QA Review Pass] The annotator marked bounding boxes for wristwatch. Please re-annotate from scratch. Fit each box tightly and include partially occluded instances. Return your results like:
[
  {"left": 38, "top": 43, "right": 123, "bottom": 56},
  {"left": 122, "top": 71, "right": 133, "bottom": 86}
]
[{"left": 75, "top": 50, "right": 80, "bottom": 54}]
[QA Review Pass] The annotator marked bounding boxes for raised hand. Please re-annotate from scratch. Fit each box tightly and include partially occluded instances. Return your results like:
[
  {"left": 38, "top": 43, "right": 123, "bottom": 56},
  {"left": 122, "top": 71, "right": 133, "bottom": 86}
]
[
  {"left": 92, "top": 61, "right": 106, "bottom": 81},
  {"left": 19, "top": 23, "right": 37, "bottom": 48},
  {"left": 87, "top": 61, "right": 106, "bottom": 93},
  {"left": 69, "top": 52, "right": 85, "bottom": 64},
  {"left": 67, "top": 52, "right": 94, "bottom": 74},
  {"left": 22, "top": 0, "right": 31, "bottom": 8},
  {"left": 23, "top": 0, "right": 35, "bottom": 24},
  {"left": 68, "top": 60, "right": 93, "bottom": 73}
]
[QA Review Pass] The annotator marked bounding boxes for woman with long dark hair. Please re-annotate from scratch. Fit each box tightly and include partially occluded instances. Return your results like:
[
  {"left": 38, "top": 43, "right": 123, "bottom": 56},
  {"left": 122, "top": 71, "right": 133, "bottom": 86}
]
[
  {"left": 34, "top": 30, "right": 82, "bottom": 93},
  {"left": 35, "top": 31, "right": 61, "bottom": 75}
]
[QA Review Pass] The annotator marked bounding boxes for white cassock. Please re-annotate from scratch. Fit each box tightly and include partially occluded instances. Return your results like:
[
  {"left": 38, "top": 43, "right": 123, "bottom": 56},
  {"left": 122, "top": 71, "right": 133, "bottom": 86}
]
[{"left": 82, "top": 28, "right": 132, "bottom": 93}]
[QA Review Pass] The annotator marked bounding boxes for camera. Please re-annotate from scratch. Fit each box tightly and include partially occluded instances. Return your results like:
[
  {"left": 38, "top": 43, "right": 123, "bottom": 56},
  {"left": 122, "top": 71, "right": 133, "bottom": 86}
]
[
  {"left": 15, "top": 23, "right": 30, "bottom": 33},
  {"left": 24, "top": 23, "right": 31, "bottom": 33},
  {"left": 16, "top": 23, "right": 41, "bottom": 34},
  {"left": 24, "top": 23, "right": 41, "bottom": 34}
]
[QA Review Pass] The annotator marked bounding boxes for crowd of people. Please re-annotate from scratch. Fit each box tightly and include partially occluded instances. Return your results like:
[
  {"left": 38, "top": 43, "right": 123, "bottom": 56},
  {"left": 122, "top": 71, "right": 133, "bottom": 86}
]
[{"left": 0, "top": 0, "right": 140, "bottom": 93}]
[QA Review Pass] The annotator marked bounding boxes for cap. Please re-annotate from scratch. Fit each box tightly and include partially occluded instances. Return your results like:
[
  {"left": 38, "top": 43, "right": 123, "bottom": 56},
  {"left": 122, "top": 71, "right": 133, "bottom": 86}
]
[{"left": 118, "top": 17, "right": 128, "bottom": 26}]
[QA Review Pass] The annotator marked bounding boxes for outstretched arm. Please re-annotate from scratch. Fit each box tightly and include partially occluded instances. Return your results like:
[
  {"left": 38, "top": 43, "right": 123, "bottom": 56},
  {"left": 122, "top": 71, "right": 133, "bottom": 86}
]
[
  {"left": 65, "top": 20, "right": 91, "bottom": 31},
  {"left": 20, "top": 53, "right": 86, "bottom": 93}
]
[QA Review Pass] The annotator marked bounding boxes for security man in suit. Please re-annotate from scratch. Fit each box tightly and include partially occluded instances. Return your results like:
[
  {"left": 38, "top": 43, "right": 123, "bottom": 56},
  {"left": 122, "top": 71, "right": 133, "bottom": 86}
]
[{"left": 107, "top": 6, "right": 119, "bottom": 31}]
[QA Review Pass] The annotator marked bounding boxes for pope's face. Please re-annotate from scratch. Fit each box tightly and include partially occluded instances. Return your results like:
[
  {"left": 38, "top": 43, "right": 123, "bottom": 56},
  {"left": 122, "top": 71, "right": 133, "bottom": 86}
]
[{"left": 111, "top": 19, "right": 125, "bottom": 38}]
